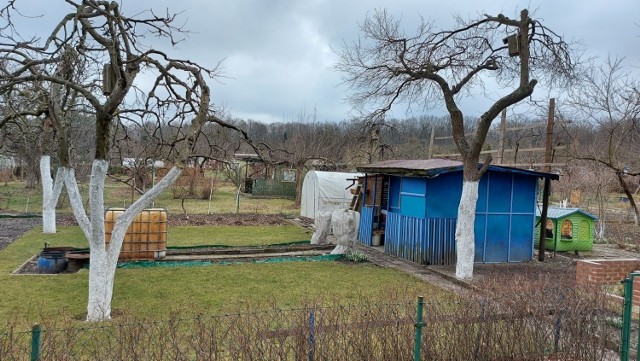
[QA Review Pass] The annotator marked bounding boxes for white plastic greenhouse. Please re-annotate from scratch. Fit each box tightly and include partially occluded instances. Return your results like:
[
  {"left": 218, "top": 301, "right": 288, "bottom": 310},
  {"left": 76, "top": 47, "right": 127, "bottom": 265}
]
[{"left": 300, "top": 171, "right": 362, "bottom": 219}]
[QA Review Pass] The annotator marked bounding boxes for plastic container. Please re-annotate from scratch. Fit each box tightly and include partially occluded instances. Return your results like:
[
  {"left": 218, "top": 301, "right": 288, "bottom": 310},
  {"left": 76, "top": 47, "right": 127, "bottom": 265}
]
[
  {"left": 105, "top": 208, "right": 168, "bottom": 260},
  {"left": 372, "top": 231, "right": 384, "bottom": 246},
  {"left": 37, "top": 250, "right": 68, "bottom": 273}
]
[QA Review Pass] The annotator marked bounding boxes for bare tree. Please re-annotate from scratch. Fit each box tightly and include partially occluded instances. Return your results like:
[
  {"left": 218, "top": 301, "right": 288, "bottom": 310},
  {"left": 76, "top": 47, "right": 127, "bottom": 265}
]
[
  {"left": 0, "top": 114, "right": 44, "bottom": 188},
  {"left": 256, "top": 108, "right": 347, "bottom": 206},
  {"left": 567, "top": 57, "right": 640, "bottom": 225},
  {"left": 336, "top": 9, "right": 575, "bottom": 279},
  {"left": 0, "top": 1, "right": 248, "bottom": 321}
]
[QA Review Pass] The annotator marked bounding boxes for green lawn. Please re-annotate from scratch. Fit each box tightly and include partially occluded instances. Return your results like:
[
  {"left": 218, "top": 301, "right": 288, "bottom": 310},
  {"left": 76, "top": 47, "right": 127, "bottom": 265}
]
[
  {"left": 169, "top": 225, "right": 312, "bottom": 246},
  {"left": 0, "top": 225, "right": 450, "bottom": 326},
  {"left": 0, "top": 180, "right": 298, "bottom": 215}
]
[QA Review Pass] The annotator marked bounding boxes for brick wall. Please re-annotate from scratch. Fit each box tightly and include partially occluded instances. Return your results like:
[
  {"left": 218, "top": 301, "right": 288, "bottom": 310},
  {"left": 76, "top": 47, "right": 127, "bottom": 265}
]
[{"left": 576, "top": 258, "right": 640, "bottom": 306}]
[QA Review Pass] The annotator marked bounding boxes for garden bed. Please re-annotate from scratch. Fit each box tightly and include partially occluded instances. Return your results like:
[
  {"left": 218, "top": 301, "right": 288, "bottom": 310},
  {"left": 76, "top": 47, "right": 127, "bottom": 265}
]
[
  {"left": 57, "top": 213, "right": 291, "bottom": 227},
  {"left": 12, "top": 243, "right": 340, "bottom": 274}
]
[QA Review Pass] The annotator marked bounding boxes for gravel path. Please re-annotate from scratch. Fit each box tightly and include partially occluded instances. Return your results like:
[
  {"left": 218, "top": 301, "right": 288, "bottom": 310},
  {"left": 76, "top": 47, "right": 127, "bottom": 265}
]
[{"left": 0, "top": 217, "right": 40, "bottom": 251}]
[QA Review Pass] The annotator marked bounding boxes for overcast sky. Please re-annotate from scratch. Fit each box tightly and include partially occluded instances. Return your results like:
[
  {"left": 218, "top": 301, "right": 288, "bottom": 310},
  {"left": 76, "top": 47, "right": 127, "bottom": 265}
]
[{"left": 10, "top": 0, "right": 640, "bottom": 123}]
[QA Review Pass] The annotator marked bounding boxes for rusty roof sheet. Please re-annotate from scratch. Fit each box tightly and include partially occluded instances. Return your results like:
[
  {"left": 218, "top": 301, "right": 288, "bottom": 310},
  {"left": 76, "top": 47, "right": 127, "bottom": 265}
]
[
  {"left": 357, "top": 159, "right": 559, "bottom": 180},
  {"left": 358, "top": 159, "right": 462, "bottom": 171}
]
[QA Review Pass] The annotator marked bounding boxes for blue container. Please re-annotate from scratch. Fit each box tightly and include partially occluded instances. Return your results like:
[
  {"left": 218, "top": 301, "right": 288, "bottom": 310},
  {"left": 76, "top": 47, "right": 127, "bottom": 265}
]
[{"left": 37, "top": 251, "right": 68, "bottom": 274}]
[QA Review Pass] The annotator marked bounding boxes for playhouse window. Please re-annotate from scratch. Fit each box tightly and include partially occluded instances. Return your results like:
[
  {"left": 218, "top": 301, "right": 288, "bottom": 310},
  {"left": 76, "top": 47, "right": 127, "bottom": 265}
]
[
  {"left": 561, "top": 220, "right": 573, "bottom": 240},
  {"left": 545, "top": 219, "right": 554, "bottom": 239}
]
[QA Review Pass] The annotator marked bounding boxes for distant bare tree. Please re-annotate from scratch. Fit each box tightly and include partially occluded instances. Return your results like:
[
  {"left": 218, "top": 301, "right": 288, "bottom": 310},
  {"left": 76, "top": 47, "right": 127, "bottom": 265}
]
[
  {"left": 257, "top": 107, "right": 347, "bottom": 206},
  {"left": 336, "top": 9, "right": 576, "bottom": 279},
  {"left": 567, "top": 57, "right": 640, "bottom": 226}
]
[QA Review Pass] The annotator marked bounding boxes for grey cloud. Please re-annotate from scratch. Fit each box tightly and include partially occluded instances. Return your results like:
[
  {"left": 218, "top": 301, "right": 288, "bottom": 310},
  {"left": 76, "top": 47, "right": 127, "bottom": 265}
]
[{"left": 8, "top": 0, "right": 640, "bottom": 123}]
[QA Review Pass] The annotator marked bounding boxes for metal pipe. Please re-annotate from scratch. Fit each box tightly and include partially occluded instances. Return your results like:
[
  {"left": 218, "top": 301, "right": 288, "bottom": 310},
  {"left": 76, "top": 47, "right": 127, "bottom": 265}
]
[
  {"left": 30, "top": 324, "right": 41, "bottom": 361},
  {"left": 414, "top": 296, "right": 425, "bottom": 361}
]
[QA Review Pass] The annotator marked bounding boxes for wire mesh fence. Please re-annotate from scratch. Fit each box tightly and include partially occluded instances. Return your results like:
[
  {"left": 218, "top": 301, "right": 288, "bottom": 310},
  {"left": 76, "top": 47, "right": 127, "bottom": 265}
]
[{"left": 1, "top": 286, "right": 620, "bottom": 360}]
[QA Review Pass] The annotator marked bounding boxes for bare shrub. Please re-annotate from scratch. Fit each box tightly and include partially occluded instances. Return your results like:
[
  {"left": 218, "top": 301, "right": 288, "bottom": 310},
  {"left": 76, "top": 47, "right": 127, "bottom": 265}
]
[
  {"left": 199, "top": 176, "right": 217, "bottom": 200},
  {"left": 171, "top": 167, "right": 210, "bottom": 200},
  {"left": 0, "top": 170, "right": 13, "bottom": 183},
  {"left": 0, "top": 285, "right": 618, "bottom": 360}
]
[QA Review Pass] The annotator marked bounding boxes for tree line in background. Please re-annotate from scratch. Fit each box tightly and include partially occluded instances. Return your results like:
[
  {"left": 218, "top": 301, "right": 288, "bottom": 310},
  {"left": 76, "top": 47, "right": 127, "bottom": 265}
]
[{"left": 3, "top": 101, "right": 639, "bottom": 203}]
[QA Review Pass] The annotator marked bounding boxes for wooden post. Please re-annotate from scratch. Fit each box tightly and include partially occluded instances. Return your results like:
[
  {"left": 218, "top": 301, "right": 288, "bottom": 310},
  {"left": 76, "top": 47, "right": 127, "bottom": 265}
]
[
  {"left": 370, "top": 124, "right": 380, "bottom": 163},
  {"left": 427, "top": 125, "right": 435, "bottom": 159},
  {"left": 496, "top": 110, "right": 507, "bottom": 164},
  {"left": 538, "top": 177, "right": 550, "bottom": 262},
  {"left": 538, "top": 98, "right": 555, "bottom": 262},
  {"left": 544, "top": 98, "right": 555, "bottom": 172}
]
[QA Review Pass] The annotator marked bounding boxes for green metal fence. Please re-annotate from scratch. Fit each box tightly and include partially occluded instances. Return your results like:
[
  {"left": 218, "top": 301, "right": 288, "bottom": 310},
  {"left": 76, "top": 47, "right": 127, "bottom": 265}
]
[
  {"left": 6, "top": 291, "right": 618, "bottom": 360},
  {"left": 620, "top": 271, "right": 640, "bottom": 360},
  {"left": 251, "top": 179, "right": 296, "bottom": 198}
]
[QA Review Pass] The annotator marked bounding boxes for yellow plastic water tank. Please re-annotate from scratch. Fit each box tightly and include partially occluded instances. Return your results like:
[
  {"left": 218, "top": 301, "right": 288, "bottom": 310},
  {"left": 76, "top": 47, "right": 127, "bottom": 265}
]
[{"left": 105, "top": 208, "right": 167, "bottom": 260}]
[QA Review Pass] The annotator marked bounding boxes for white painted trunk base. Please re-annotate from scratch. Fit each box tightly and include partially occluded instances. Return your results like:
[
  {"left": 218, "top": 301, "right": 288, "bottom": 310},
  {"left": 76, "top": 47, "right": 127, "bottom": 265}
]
[
  {"left": 595, "top": 221, "right": 606, "bottom": 240},
  {"left": 60, "top": 160, "right": 184, "bottom": 321},
  {"left": 40, "top": 156, "right": 64, "bottom": 234},
  {"left": 455, "top": 181, "right": 479, "bottom": 280},
  {"left": 56, "top": 160, "right": 182, "bottom": 322}
]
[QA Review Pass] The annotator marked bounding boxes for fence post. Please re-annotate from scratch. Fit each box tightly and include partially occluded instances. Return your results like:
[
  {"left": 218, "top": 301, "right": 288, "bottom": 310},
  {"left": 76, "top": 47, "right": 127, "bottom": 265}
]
[
  {"left": 621, "top": 275, "right": 635, "bottom": 361},
  {"left": 472, "top": 299, "right": 486, "bottom": 359},
  {"left": 235, "top": 185, "right": 241, "bottom": 214},
  {"left": 553, "top": 293, "right": 564, "bottom": 354},
  {"left": 414, "top": 296, "right": 424, "bottom": 361},
  {"left": 308, "top": 308, "right": 316, "bottom": 361},
  {"left": 30, "top": 324, "right": 41, "bottom": 361}
]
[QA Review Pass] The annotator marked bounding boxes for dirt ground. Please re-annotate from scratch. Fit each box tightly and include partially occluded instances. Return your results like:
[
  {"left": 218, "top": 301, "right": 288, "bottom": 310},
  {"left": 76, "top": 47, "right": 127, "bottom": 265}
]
[
  {"left": 0, "top": 213, "right": 291, "bottom": 255},
  {"left": 0, "top": 217, "right": 40, "bottom": 251},
  {"left": 471, "top": 255, "right": 577, "bottom": 291},
  {"left": 57, "top": 213, "right": 290, "bottom": 227}
]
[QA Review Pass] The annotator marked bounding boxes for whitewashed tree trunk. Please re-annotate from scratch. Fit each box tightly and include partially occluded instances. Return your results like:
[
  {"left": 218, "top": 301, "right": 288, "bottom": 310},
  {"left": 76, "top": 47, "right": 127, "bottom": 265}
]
[
  {"left": 40, "top": 156, "right": 64, "bottom": 233},
  {"left": 595, "top": 220, "right": 606, "bottom": 240},
  {"left": 455, "top": 181, "right": 479, "bottom": 280},
  {"left": 330, "top": 209, "right": 360, "bottom": 255},
  {"left": 310, "top": 211, "right": 332, "bottom": 245},
  {"left": 62, "top": 160, "right": 183, "bottom": 321},
  {"left": 62, "top": 167, "right": 92, "bottom": 240}
]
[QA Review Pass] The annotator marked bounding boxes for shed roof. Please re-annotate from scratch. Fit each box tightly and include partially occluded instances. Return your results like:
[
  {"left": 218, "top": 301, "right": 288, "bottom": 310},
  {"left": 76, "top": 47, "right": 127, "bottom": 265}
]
[
  {"left": 536, "top": 207, "right": 598, "bottom": 220},
  {"left": 357, "top": 159, "right": 559, "bottom": 180}
]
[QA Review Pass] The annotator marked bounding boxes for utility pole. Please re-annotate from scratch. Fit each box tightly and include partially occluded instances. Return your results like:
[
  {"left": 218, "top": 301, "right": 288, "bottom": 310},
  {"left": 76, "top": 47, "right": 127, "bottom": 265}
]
[
  {"left": 538, "top": 98, "right": 555, "bottom": 262},
  {"left": 496, "top": 109, "right": 507, "bottom": 164},
  {"left": 427, "top": 125, "right": 435, "bottom": 159}
]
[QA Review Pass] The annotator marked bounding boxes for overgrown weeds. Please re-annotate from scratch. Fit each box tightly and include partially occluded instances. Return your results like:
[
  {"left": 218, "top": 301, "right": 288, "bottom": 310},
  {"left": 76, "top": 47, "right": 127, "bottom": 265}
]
[{"left": 0, "top": 285, "right": 619, "bottom": 360}]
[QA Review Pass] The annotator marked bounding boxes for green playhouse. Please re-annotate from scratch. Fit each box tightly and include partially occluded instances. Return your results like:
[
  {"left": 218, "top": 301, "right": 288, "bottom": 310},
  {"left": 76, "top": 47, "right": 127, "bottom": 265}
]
[{"left": 535, "top": 207, "right": 597, "bottom": 252}]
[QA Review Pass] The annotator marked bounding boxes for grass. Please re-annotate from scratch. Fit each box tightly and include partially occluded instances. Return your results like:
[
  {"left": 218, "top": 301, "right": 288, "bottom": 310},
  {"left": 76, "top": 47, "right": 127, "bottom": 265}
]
[
  {"left": 0, "top": 179, "right": 298, "bottom": 216},
  {"left": 0, "top": 225, "right": 450, "bottom": 326},
  {"left": 169, "top": 225, "right": 312, "bottom": 246}
]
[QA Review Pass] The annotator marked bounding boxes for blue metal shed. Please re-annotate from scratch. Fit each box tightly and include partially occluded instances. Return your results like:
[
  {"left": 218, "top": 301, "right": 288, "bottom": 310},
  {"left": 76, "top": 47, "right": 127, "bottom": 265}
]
[{"left": 356, "top": 159, "right": 559, "bottom": 265}]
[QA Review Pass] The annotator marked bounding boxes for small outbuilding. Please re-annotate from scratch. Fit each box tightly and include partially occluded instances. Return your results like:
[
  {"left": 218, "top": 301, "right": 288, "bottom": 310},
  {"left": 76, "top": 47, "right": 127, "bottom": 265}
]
[
  {"left": 356, "top": 159, "right": 559, "bottom": 265},
  {"left": 234, "top": 153, "right": 297, "bottom": 198},
  {"left": 535, "top": 207, "right": 597, "bottom": 252},
  {"left": 300, "top": 171, "right": 362, "bottom": 220}
]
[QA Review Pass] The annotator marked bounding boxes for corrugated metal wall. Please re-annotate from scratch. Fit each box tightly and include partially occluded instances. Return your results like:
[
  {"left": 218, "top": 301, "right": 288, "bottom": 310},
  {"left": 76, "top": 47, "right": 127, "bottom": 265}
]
[
  {"left": 358, "top": 206, "right": 374, "bottom": 246},
  {"left": 385, "top": 212, "right": 457, "bottom": 265}
]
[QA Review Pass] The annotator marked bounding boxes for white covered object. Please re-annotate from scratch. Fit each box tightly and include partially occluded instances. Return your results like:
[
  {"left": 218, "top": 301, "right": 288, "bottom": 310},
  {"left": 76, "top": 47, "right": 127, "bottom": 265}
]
[
  {"left": 330, "top": 209, "right": 360, "bottom": 255},
  {"left": 300, "top": 171, "right": 363, "bottom": 219},
  {"left": 310, "top": 211, "right": 332, "bottom": 245}
]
